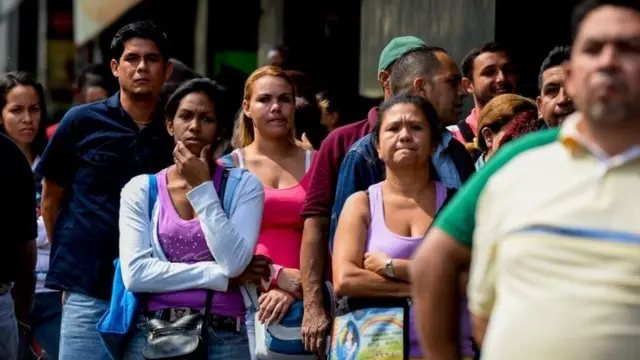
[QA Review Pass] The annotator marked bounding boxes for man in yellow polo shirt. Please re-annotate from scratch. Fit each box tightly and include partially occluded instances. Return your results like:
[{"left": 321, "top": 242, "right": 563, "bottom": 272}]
[{"left": 410, "top": 1, "right": 640, "bottom": 359}]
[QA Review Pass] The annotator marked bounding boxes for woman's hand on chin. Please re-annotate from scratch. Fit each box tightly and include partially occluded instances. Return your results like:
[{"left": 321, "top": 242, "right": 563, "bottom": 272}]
[{"left": 174, "top": 141, "right": 211, "bottom": 187}]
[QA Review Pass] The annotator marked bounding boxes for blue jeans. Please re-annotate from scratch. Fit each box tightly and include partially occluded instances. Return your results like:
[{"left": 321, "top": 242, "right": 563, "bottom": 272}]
[
  {"left": 18, "top": 292, "right": 62, "bottom": 360},
  {"left": 31, "top": 292, "right": 62, "bottom": 359},
  {"left": 0, "top": 292, "right": 18, "bottom": 360},
  {"left": 245, "top": 304, "right": 257, "bottom": 360},
  {"left": 123, "top": 315, "right": 251, "bottom": 359},
  {"left": 59, "top": 292, "right": 111, "bottom": 360}
]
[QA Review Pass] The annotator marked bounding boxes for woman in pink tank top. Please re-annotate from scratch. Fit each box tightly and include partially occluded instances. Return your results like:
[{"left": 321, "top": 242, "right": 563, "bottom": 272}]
[
  {"left": 332, "top": 95, "right": 474, "bottom": 360},
  {"left": 221, "top": 66, "right": 317, "bottom": 359}
]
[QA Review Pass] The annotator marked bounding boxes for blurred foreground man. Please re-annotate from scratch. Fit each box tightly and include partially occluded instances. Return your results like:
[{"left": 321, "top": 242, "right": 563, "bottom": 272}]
[{"left": 411, "top": 0, "right": 640, "bottom": 359}]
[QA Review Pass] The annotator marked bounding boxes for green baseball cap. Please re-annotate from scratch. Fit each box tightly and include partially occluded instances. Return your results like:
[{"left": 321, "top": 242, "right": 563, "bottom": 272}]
[{"left": 378, "top": 36, "right": 427, "bottom": 74}]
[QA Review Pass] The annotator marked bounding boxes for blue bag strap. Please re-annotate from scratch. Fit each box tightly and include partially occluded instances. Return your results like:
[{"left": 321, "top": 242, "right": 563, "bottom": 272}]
[
  {"left": 220, "top": 167, "right": 244, "bottom": 217},
  {"left": 219, "top": 153, "right": 235, "bottom": 168},
  {"left": 147, "top": 174, "right": 158, "bottom": 220}
]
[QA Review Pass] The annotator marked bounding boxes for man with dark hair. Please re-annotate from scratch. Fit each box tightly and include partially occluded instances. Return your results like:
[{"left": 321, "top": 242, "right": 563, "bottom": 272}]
[
  {"left": 412, "top": 1, "right": 640, "bottom": 359},
  {"left": 37, "top": 20, "right": 173, "bottom": 359},
  {"left": 0, "top": 133, "right": 37, "bottom": 360},
  {"left": 537, "top": 46, "right": 575, "bottom": 127},
  {"left": 450, "top": 42, "right": 519, "bottom": 145}
]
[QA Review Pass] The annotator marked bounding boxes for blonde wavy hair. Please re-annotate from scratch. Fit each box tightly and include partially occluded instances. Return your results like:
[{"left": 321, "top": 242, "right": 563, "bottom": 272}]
[
  {"left": 234, "top": 66, "right": 297, "bottom": 148},
  {"left": 467, "top": 94, "right": 538, "bottom": 153}
]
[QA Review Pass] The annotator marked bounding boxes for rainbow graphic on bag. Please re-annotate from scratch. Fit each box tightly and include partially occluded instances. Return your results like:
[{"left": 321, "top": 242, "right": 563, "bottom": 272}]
[{"left": 329, "top": 307, "right": 406, "bottom": 360}]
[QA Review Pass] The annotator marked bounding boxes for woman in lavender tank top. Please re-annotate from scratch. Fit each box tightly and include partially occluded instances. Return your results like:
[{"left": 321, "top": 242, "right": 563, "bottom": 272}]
[
  {"left": 118, "top": 79, "right": 270, "bottom": 359},
  {"left": 333, "top": 95, "right": 475, "bottom": 360}
]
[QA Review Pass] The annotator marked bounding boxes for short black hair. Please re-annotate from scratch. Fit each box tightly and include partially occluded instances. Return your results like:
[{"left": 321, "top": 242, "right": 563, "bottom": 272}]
[
  {"left": 76, "top": 63, "right": 118, "bottom": 95},
  {"left": 110, "top": 20, "right": 169, "bottom": 62},
  {"left": 375, "top": 94, "right": 441, "bottom": 146},
  {"left": 538, "top": 46, "right": 571, "bottom": 90},
  {"left": 390, "top": 46, "right": 446, "bottom": 95},
  {"left": 461, "top": 42, "right": 512, "bottom": 80},
  {"left": 572, "top": 0, "right": 640, "bottom": 41},
  {"left": 165, "top": 78, "right": 230, "bottom": 137},
  {"left": 0, "top": 71, "right": 48, "bottom": 156}
]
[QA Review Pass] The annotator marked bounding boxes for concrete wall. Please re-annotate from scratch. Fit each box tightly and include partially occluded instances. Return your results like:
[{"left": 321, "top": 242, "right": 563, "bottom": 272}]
[
  {"left": 0, "top": 0, "right": 23, "bottom": 73},
  {"left": 257, "top": 0, "right": 284, "bottom": 67},
  {"left": 359, "top": 0, "right": 496, "bottom": 98}
]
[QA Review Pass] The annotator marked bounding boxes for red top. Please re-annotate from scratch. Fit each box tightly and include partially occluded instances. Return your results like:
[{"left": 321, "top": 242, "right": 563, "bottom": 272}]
[
  {"left": 451, "top": 108, "right": 479, "bottom": 143},
  {"left": 300, "top": 107, "right": 379, "bottom": 218}
]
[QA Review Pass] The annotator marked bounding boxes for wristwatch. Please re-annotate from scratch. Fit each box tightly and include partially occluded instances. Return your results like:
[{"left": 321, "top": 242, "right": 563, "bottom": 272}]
[{"left": 384, "top": 258, "right": 395, "bottom": 278}]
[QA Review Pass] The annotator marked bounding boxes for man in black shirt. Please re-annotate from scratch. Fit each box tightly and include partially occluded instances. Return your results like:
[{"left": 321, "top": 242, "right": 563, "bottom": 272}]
[{"left": 0, "top": 132, "right": 37, "bottom": 360}]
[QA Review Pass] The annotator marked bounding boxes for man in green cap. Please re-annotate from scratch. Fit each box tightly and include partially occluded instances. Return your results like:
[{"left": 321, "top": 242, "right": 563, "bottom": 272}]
[{"left": 299, "top": 36, "right": 426, "bottom": 358}]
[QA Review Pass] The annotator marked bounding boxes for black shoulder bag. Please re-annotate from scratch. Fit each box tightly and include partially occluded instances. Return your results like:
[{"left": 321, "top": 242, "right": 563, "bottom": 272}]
[{"left": 142, "top": 291, "right": 214, "bottom": 360}]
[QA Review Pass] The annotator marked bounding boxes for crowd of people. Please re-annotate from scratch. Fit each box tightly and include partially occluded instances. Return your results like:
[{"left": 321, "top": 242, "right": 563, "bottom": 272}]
[{"left": 1, "top": 0, "right": 639, "bottom": 359}]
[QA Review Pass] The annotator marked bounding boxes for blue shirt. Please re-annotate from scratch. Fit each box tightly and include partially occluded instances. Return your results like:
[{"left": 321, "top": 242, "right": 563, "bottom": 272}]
[
  {"left": 329, "top": 131, "right": 475, "bottom": 251},
  {"left": 36, "top": 93, "right": 173, "bottom": 300}
]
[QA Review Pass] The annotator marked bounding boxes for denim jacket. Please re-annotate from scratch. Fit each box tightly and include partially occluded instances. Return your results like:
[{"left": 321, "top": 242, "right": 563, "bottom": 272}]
[{"left": 329, "top": 130, "right": 474, "bottom": 251}]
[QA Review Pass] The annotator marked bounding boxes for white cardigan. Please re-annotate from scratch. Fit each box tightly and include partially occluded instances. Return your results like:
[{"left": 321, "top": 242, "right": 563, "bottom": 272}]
[{"left": 118, "top": 170, "right": 264, "bottom": 294}]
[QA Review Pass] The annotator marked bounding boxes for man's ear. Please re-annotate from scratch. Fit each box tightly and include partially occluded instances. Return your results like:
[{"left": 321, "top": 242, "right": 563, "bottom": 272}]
[
  {"left": 378, "top": 70, "right": 390, "bottom": 93},
  {"left": 110, "top": 59, "right": 119, "bottom": 78},
  {"left": 413, "top": 77, "right": 428, "bottom": 97},
  {"left": 164, "top": 60, "right": 173, "bottom": 81},
  {"left": 462, "top": 77, "right": 474, "bottom": 95},
  {"left": 536, "top": 96, "right": 543, "bottom": 118}
]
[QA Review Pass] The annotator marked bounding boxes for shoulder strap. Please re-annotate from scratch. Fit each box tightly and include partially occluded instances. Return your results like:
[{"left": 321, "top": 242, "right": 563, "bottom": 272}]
[
  {"left": 305, "top": 150, "right": 312, "bottom": 172},
  {"left": 147, "top": 175, "right": 158, "bottom": 220},
  {"left": 217, "top": 168, "right": 229, "bottom": 216},
  {"left": 457, "top": 119, "right": 475, "bottom": 143},
  {"left": 435, "top": 182, "right": 448, "bottom": 211},
  {"left": 221, "top": 168, "right": 244, "bottom": 217},
  {"left": 233, "top": 149, "right": 245, "bottom": 169},
  {"left": 219, "top": 153, "right": 236, "bottom": 168}
]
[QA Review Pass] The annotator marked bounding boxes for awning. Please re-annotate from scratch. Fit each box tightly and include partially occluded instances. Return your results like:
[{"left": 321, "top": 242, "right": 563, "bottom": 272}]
[{"left": 73, "top": 0, "right": 143, "bottom": 46}]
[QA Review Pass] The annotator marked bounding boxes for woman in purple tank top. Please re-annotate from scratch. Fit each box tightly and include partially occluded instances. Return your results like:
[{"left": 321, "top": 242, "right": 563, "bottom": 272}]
[
  {"left": 333, "top": 95, "right": 474, "bottom": 360},
  {"left": 118, "top": 79, "right": 271, "bottom": 359}
]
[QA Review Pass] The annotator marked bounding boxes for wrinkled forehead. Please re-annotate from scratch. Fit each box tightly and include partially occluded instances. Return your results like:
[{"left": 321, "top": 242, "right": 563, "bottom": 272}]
[
  {"left": 541, "top": 65, "right": 566, "bottom": 87},
  {"left": 382, "top": 103, "right": 425, "bottom": 124}
]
